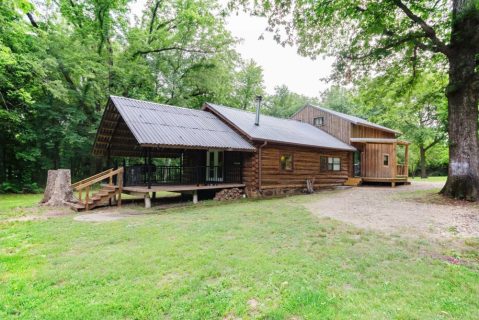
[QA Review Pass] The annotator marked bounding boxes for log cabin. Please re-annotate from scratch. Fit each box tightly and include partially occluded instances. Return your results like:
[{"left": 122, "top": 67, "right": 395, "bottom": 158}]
[
  {"left": 79, "top": 96, "right": 408, "bottom": 209},
  {"left": 291, "top": 104, "right": 410, "bottom": 186}
]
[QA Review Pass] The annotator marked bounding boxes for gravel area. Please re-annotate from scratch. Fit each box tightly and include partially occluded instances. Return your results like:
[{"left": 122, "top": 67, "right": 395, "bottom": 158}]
[{"left": 306, "top": 181, "right": 479, "bottom": 240}]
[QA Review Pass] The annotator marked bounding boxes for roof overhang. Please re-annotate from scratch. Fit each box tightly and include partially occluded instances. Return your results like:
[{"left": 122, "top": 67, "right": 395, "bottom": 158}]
[{"left": 350, "top": 138, "right": 410, "bottom": 145}]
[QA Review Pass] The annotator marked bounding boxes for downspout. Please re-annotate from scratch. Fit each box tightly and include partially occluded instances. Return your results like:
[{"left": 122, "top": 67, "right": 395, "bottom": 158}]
[{"left": 258, "top": 140, "right": 268, "bottom": 194}]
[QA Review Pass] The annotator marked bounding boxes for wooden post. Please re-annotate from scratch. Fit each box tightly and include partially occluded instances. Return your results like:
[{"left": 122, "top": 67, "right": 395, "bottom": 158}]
[
  {"left": 117, "top": 168, "right": 123, "bottom": 207},
  {"left": 147, "top": 148, "right": 152, "bottom": 189},
  {"left": 392, "top": 142, "right": 397, "bottom": 178},
  {"left": 85, "top": 185, "right": 90, "bottom": 211},
  {"left": 404, "top": 144, "right": 409, "bottom": 178}
]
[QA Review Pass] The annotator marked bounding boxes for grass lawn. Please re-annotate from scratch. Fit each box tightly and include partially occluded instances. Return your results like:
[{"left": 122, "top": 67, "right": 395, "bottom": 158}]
[
  {"left": 1, "top": 195, "right": 478, "bottom": 319},
  {"left": 0, "top": 193, "right": 42, "bottom": 212},
  {"left": 411, "top": 176, "right": 447, "bottom": 182}
]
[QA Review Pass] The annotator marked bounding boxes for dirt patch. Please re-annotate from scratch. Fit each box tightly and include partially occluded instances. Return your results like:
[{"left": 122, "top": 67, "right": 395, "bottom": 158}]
[
  {"left": 305, "top": 181, "right": 479, "bottom": 240},
  {"left": 74, "top": 209, "right": 146, "bottom": 222}
]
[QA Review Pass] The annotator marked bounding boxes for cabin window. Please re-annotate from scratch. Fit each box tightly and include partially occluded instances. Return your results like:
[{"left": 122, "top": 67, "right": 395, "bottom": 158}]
[
  {"left": 313, "top": 116, "right": 324, "bottom": 126},
  {"left": 320, "top": 156, "right": 341, "bottom": 171},
  {"left": 383, "top": 154, "right": 389, "bottom": 166},
  {"left": 280, "top": 154, "right": 293, "bottom": 171},
  {"left": 328, "top": 157, "right": 341, "bottom": 171}
]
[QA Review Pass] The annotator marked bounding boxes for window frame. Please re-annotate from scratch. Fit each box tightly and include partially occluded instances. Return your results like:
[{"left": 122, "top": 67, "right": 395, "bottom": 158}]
[
  {"left": 383, "top": 154, "right": 390, "bottom": 167},
  {"left": 279, "top": 153, "right": 294, "bottom": 172},
  {"left": 320, "top": 156, "right": 341, "bottom": 172},
  {"left": 313, "top": 116, "right": 325, "bottom": 127}
]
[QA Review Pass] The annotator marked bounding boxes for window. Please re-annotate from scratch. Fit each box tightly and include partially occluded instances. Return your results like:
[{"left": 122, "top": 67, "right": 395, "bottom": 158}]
[
  {"left": 313, "top": 116, "right": 324, "bottom": 126},
  {"left": 328, "top": 157, "right": 341, "bottom": 171},
  {"left": 280, "top": 154, "right": 293, "bottom": 171},
  {"left": 383, "top": 154, "right": 389, "bottom": 166},
  {"left": 320, "top": 156, "right": 341, "bottom": 171}
]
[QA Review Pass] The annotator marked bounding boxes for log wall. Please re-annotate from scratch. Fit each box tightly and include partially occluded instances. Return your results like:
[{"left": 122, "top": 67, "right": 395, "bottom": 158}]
[{"left": 244, "top": 143, "right": 352, "bottom": 196}]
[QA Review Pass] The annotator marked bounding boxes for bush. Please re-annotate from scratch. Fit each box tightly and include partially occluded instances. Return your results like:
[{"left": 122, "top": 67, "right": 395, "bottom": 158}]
[{"left": 0, "top": 182, "right": 43, "bottom": 194}]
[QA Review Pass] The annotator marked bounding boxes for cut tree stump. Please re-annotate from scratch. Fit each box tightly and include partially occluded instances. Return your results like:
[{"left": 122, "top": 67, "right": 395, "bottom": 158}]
[{"left": 41, "top": 169, "right": 77, "bottom": 206}]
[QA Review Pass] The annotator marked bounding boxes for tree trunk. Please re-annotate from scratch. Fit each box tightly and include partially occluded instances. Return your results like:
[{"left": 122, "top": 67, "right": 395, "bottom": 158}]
[
  {"left": 441, "top": 3, "right": 479, "bottom": 200},
  {"left": 419, "top": 146, "right": 427, "bottom": 179},
  {"left": 41, "top": 169, "right": 77, "bottom": 206}
]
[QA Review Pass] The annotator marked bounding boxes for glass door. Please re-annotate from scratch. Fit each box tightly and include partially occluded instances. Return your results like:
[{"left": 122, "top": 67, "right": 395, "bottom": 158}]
[
  {"left": 353, "top": 151, "right": 361, "bottom": 177},
  {"left": 206, "top": 150, "right": 224, "bottom": 182}
]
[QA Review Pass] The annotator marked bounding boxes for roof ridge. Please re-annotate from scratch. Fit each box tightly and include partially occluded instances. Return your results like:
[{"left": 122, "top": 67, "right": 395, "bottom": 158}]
[
  {"left": 110, "top": 95, "right": 202, "bottom": 113},
  {"left": 205, "top": 102, "right": 309, "bottom": 124},
  {"left": 308, "top": 104, "right": 400, "bottom": 133}
]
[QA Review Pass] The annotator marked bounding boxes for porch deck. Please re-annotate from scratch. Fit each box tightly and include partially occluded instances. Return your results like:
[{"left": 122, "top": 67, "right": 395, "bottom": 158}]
[
  {"left": 116, "top": 183, "right": 245, "bottom": 208},
  {"left": 120, "top": 183, "right": 245, "bottom": 194}
]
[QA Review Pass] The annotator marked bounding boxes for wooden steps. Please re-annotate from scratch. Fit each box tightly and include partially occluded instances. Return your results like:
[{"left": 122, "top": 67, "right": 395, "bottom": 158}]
[
  {"left": 71, "top": 185, "right": 119, "bottom": 212},
  {"left": 344, "top": 177, "right": 362, "bottom": 187}
]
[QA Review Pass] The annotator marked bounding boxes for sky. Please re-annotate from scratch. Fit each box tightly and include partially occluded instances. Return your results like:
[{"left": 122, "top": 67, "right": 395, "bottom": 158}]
[{"left": 129, "top": 1, "right": 334, "bottom": 97}]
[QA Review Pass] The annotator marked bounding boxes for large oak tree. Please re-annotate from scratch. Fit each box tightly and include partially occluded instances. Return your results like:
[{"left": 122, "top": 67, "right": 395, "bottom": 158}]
[{"left": 241, "top": 0, "right": 479, "bottom": 200}]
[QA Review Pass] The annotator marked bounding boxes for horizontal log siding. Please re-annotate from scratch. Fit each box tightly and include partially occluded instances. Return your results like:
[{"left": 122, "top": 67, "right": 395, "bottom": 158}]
[
  {"left": 351, "top": 124, "right": 396, "bottom": 139},
  {"left": 259, "top": 143, "right": 351, "bottom": 194},
  {"left": 292, "top": 105, "right": 351, "bottom": 143}
]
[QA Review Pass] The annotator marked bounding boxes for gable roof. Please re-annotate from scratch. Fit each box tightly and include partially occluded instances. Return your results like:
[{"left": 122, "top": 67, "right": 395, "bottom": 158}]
[
  {"left": 204, "top": 103, "right": 356, "bottom": 151},
  {"left": 95, "top": 96, "right": 255, "bottom": 152},
  {"left": 303, "top": 105, "right": 400, "bottom": 134}
]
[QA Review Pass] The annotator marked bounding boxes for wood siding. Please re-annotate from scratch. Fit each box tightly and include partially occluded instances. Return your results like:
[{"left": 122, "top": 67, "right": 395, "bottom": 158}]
[
  {"left": 257, "top": 143, "right": 352, "bottom": 195},
  {"left": 291, "top": 105, "right": 351, "bottom": 143},
  {"left": 351, "top": 124, "right": 396, "bottom": 139},
  {"left": 361, "top": 143, "right": 396, "bottom": 178}
]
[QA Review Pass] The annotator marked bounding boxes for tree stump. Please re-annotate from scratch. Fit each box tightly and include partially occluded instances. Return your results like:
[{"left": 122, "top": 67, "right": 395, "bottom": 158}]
[{"left": 41, "top": 169, "right": 77, "bottom": 206}]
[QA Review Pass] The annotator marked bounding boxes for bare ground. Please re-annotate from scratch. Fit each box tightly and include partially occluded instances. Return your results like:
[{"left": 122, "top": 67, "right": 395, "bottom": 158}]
[{"left": 305, "top": 181, "right": 479, "bottom": 240}]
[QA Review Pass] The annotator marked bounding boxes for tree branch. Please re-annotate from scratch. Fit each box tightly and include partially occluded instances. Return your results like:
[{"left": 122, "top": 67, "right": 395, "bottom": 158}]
[
  {"left": 394, "top": 0, "right": 449, "bottom": 55},
  {"left": 424, "top": 134, "right": 445, "bottom": 151},
  {"left": 133, "top": 47, "right": 213, "bottom": 57},
  {"left": 26, "top": 12, "right": 39, "bottom": 28}
]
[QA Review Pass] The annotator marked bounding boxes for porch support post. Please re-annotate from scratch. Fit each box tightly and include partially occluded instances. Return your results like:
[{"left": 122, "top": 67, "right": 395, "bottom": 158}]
[
  {"left": 144, "top": 193, "right": 151, "bottom": 208},
  {"left": 147, "top": 148, "right": 152, "bottom": 189},
  {"left": 193, "top": 190, "right": 198, "bottom": 204},
  {"left": 405, "top": 144, "right": 409, "bottom": 178}
]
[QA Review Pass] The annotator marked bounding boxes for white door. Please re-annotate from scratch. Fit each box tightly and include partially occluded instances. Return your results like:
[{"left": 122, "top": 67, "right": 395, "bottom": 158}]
[{"left": 206, "top": 150, "right": 224, "bottom": 182}]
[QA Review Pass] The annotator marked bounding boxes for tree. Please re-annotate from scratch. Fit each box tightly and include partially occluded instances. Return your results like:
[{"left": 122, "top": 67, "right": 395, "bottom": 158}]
[
  {"left": 320, "top": 86, "right": 355, "bottom": 115},
  {"left": 232, "top": 59, "right": 265, "bottom": 110},
  {"left": 244, "top": 0, "right": 479, "bottom": 200},
  {"left": 264, "top": 85, "right": 318, "bottom": 117},
  {"left": 353, "top": 72, "right": 448, "bottom": 178}
]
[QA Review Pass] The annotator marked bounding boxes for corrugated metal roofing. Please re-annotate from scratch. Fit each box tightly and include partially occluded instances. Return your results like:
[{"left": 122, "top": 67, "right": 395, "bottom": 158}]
[
  {"left": 204, "top": 103, "right": 356, "bottom": 151},
  {"left": 308, "top": 105, "right": 400, "bottom": 134},
  {"left": 109, "top": 96, "right": 255, "bottom": 151}
]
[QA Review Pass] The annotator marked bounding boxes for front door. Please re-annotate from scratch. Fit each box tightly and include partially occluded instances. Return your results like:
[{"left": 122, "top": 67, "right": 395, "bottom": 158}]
[
  {"left": 206, "top": 150, "right": 224, "bottom": 182},
  {"left": 353, "top": 151, "right": 361, "bottom": 177}
]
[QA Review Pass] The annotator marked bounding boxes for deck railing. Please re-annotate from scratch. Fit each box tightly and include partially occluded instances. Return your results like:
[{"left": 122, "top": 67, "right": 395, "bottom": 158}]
[
  {"left": 123, "top": 165, "right": 242, "bottom": 187},
  {"left": 397, "top": 164, "right": 408, "bottom": 177}
]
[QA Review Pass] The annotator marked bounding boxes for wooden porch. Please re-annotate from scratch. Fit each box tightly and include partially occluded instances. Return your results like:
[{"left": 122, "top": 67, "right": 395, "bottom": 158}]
[{"left": 350, "top": 138, "right": 410, "bottom": 187}]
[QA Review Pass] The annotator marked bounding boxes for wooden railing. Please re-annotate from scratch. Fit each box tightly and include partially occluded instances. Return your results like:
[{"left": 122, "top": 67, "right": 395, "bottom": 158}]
[
  {"left": 72, "top": 167, "right": 124, "bottom": 210},
  {"left": 397, "top": 164, "right": 408, "bottom": 177}
]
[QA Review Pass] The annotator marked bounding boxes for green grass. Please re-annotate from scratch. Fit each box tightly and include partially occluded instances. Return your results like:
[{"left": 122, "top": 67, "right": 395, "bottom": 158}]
[
  {"left": 412, "top": 176, "right": 447, "bottom": 182},
  {"left": 0, "top": 193, "right": 42, "bottom": 212},
  {"left": 1, "top": 196, "right": 478, "bottom": 319}
]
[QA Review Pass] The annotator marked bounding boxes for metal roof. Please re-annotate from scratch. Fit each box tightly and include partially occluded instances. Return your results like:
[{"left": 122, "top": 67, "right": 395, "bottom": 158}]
[
  {"left": 109, "top": 96, "right": 255, "bottom": 151},
  {"left": 204, "top": 103, "right": 356, "bottom": 151},
  {"left": 306, "top": 105, "right": 400, "bottom": 134}
]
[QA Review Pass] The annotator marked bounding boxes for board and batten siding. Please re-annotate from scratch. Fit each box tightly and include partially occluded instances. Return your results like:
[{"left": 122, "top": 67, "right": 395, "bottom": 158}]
[
  {"left": 291, "top": 105, "right": 351, "bottom": 144},
  {"left": 361, "top": 143, "right": 396, "bottom": 178},
  {"left": 256, "top": 143, "right": 351, "bottom": 195},
  {"left": 351, "top": 124, "right": 396, "bottom": 139}
]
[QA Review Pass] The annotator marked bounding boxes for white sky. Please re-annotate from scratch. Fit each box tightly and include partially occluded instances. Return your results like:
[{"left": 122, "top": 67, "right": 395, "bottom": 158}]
[{"left": 129, "top": 1, "right": 334, "bottom": 97}]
